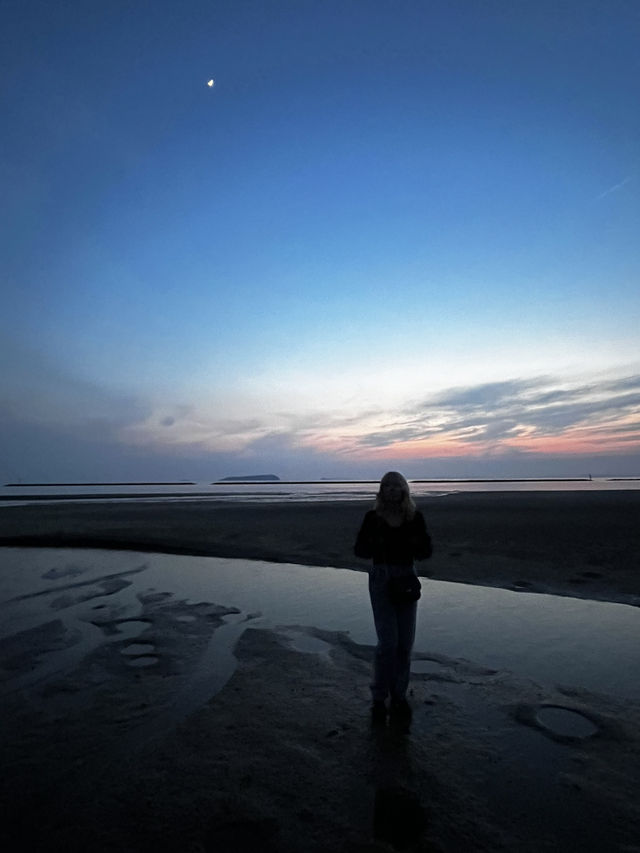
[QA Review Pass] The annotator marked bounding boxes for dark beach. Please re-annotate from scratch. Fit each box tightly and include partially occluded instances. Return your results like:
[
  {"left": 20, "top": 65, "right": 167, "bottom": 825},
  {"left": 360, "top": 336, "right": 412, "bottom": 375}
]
[
  {"left": 1, "top": 490, "right": 639, "bottom": 605},
  {"left": 1, "top": 491, "right": 639, "bottom": 851}
]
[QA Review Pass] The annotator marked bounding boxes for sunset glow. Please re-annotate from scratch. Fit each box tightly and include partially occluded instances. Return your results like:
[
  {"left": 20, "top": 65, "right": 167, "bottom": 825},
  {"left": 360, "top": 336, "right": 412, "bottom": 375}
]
[{"left": 2, "top": 1, "right": 638, "bottom": 481}]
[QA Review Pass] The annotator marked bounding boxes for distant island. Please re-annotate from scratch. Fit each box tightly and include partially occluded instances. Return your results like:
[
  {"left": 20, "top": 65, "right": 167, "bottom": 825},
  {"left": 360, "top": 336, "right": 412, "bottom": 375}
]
[{"left": 217, "top": 474, "right": 281, "bottom": 482}]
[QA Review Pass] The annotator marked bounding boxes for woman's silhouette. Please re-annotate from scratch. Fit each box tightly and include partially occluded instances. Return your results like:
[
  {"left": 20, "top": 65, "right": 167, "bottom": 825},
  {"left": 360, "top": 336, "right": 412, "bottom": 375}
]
[{"left": 354, "top": 472, "right": 432, "bottom": 724}]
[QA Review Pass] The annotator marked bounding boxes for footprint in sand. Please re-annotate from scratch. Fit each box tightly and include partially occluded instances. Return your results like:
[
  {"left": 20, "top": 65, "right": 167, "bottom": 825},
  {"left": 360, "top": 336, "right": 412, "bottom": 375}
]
[{"left": 515, "top": 703, "right": 601, "bottom": 742}]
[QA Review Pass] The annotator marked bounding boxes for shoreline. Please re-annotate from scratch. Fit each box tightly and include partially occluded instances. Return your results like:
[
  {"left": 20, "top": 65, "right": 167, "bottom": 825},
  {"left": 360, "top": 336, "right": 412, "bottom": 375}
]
[
  {"left": 1, "top": 490, "right": 639, "bottom": 606},
  {"left": 3, "top": 476, "right": 603, "bottom": 489}
]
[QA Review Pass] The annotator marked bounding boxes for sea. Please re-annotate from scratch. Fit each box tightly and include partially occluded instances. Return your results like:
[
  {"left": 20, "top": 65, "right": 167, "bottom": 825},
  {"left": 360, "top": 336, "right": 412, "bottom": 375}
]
[{"left": 1, "top": 476, "right": 639, "bottom": 506}]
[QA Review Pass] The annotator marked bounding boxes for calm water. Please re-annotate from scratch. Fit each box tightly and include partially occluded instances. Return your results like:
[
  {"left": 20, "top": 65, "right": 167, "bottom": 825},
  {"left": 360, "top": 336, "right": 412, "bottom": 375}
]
[
  {"left": 2, "top": 477, "right": 639, "bottom": 506},
  {"left": 1, "top": 548, "right": 638, "bottom": 704}
]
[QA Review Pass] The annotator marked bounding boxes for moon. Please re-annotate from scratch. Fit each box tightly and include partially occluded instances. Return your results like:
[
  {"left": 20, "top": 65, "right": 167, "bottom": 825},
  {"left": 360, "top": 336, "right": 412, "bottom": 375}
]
[{"left": 207, "top": 79, "right": 215, "bottom": 88}]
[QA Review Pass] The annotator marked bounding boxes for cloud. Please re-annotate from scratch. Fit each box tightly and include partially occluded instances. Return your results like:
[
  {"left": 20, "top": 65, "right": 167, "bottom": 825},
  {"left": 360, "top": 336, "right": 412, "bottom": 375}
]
[
  {"left": 2, "top": 334, "right": 639, "bottom": 481},
  {"left": 595, "top": 175, "right": 634, "bottom": 200},
  {"left": 425, "top": 379, "right": 544, "bottom": 409},
  {"left": 335, "top": 373, "right": 640, "bottom": 458},
  {"left": 113, "top": 371, "right": 640, "bottom": 467}
]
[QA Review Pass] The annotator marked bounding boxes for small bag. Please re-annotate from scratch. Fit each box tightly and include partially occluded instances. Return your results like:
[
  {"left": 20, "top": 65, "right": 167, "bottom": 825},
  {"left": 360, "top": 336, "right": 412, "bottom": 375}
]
[{"left": 387, "top": 574, "right": 421, "bottom": 604}]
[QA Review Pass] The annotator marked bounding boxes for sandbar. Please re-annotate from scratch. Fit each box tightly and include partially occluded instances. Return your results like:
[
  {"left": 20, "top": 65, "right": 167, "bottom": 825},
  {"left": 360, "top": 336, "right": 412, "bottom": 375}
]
[{"left": 1, "top": 490, "right": 639, "bottom": 605}]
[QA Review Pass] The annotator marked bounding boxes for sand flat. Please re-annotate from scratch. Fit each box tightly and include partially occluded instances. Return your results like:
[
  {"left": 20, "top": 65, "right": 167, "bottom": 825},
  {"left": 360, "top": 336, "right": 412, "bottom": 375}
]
[
  {"left": 1, "top": 490, "right": 639, "bottom": 604},
  {"left": 1, "top": 572, "right": 638, "bottom": 852},
  {"left": 1, "top": 493, "right": 639, "bottom": 850}
]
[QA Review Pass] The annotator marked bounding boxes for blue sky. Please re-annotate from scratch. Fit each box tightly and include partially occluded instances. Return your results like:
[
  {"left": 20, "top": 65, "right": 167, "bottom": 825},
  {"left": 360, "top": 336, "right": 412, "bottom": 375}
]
[{"left": 2, "top": 0, "right": 639, "bottom": 481}]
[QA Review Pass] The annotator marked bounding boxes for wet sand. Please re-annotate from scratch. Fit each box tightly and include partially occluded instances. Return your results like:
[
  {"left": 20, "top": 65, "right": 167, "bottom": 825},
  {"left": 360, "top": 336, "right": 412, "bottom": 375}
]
[
  {"left": 1, "top": 546, "right": 638, "bottom": 852},
  {"left": 1, "top": 492, "right": 639, "bottom": 850},
  {"left": 1, "top": 490, "right": 639, "bottom": 604}
]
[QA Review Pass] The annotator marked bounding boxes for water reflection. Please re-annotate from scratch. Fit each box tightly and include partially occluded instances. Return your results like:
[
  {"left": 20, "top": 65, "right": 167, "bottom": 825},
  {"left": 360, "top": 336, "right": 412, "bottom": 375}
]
[
  {"left": 1, "top": 548, "right": 638, "bottom": 702},
  {"left": 535, "top": 706, "right": 599, "bottom": 738}
]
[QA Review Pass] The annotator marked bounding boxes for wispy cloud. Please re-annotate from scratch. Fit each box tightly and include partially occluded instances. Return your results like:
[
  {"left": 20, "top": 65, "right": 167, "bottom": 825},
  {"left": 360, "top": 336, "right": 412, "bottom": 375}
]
[
  {"left": 4, "top": 333, "right": 639, "bottom": 480},
  {"left": 595, "top": 175, "right": 634, "bottom": 200},
  {"left": 340, "top": 373, "right": 640, "bottom": 459},
  {"left": 119, "top": 371, "right": 640, "bottom": 464}
]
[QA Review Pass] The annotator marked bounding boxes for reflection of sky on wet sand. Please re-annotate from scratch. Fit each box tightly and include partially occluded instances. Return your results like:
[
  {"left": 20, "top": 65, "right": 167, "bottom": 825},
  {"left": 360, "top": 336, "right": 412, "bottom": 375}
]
[{"left": 1, "top": 548, "right": 639, "bottom": 703}]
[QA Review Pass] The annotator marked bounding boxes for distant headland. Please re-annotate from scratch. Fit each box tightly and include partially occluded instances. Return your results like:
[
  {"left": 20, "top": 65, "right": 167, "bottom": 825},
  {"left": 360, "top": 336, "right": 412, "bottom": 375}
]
[{"left": 217, "top": 474, "right": 281, "bottom": 482}]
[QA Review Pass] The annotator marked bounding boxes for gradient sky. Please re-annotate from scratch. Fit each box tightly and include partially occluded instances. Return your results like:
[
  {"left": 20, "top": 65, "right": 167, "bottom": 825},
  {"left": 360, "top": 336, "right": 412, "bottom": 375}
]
[{"left": 2, "top": 0, "right": 639, "bottom": 481}]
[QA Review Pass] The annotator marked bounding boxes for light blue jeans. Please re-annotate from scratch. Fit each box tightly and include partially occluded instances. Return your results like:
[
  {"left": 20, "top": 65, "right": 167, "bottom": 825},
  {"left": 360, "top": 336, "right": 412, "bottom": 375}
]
[{"left": 368, "top": 563, "right": 418, "bottom": 703}]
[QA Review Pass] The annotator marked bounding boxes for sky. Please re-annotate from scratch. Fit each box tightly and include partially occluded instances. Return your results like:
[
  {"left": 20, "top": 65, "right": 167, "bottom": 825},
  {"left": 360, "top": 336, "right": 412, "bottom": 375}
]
[{"left": 2, "top": 0, "right": 639, "bottom": 482}]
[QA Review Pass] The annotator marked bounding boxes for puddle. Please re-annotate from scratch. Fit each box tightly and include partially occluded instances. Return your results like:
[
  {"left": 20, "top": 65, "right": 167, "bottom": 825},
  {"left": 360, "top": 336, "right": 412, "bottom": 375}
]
[
  {"left": 280, "top": 630, "right": 332, "bottom": 656},
  {"left": 1, "top": 548, "right": 640, "bottom": 703},
  {"left": 114, "top": 620, "right": 151, "bottom": 640},
  {"left": 536, "top": 706, "right": 599, "bottom": 739}
]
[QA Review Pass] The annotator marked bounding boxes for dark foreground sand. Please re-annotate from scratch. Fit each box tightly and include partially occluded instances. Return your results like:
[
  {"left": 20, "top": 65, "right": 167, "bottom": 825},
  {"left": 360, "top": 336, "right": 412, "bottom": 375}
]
[
  {"left": 1, "top": 563, "right": 639, "bottom": 853},
  {"left": 1, "top": 490, "right": 639, "bottom": 604},
  {"left": 1, "top": 492, "right": 639, "bottom": 851}
]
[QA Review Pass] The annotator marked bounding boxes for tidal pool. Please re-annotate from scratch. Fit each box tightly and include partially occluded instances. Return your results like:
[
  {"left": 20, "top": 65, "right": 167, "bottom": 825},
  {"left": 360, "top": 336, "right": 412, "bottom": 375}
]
[
  {"left": 535, "top": 705, "right": 599, "bottom": 739},
  {"left": 1, "top": 548, "right": 639, "bottom": 703}
]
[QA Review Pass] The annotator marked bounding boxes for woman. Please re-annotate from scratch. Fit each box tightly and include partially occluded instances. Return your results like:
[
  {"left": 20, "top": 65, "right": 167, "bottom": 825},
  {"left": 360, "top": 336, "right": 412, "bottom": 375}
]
[{"left": 354, "top": 471, "right": 433, "bottom": 724}]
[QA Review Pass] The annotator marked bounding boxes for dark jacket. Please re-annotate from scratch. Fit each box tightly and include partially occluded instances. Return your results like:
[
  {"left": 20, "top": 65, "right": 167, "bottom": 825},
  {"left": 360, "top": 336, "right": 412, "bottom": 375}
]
[{"left": 354, "top": 509, "right": 433, "bottom": 567}]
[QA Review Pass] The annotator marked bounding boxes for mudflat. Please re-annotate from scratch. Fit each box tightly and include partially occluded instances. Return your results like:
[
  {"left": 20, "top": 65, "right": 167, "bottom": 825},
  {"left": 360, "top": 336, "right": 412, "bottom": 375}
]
[
  {"left": 1, "top": 546, "right": 639, "bottom": 852},
  {"left": 1, "top": 490, "right": 639, "bottom": 604},
  {"left": 1, "top": 488, "right": 639, "bottom": 850}
]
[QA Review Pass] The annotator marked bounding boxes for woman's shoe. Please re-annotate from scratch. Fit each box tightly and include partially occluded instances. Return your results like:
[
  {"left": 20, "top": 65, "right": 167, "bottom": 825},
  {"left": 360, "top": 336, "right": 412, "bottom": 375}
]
[
  {"left": 371, "top": 700, "right": 388, "bottom": 725},
  {"left": 390, "top": 697, "right": 412, "bottom": 722}
]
